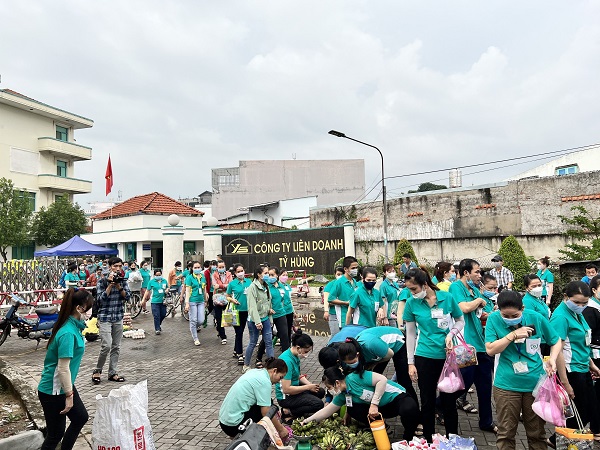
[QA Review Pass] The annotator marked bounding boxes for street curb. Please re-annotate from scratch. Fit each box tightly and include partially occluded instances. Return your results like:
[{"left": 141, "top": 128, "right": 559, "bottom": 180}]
[
  {"left": 0, "top": 358, "right": 46, "bottom": 430},
  {"left": 0, "top": 430, "right": 44, "bottom": 450}
]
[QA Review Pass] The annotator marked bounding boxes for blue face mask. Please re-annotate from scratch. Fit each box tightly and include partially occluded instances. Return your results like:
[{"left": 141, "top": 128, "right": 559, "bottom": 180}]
[
  {"left": 345, "top": 361, "right": 359, "bottom": 369},
  {"left": 449, "top": 274, "right": 457, "bottom": 282},
  {"left": 483, "top": 290, "right": 495, "bottom": 299},
  {"left": 155, "top": 275, "right": 162, "bottom": 281},
  {"left": 193, "top": 269, "right": 202, "bottom": 275},
  {"left": 502, "top": 316, "right": 522, "bottom": 327},
  {"left": 467, "top": 280, "right": 479, "bottom": 290},
  {"left": 566, "top": 299, "right": 587, "bottom": 314},
  {"left": 267, "top": 276, "right": 277, "bottom": 284},
  {"left": 262, "top": 274, "right": 270, "bottom": 282},
  {"left": 218, "top": 268, "right": 226, "bottom": 273}
]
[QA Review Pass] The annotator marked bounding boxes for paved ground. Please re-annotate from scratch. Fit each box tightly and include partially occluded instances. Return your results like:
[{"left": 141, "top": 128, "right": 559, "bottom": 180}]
[{"left": 0, "top": 308, "right": 554, "bottom": 449}]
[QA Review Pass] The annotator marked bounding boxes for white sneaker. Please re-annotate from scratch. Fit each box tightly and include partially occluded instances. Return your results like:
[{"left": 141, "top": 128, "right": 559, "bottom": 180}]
[
  {"left": 242, "top": 365, "right": 251, "bottom": 373},
  {"left": 221, "top": 338, "right": 227, "bottom": 345},
  {"left": 194, "top": 339, "right": 201, "bottom": 346}
]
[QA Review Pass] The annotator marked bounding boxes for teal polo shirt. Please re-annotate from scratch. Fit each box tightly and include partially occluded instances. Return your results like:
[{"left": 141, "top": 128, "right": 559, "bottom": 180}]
[
  {"left": 536, "top": 269, "right": 555, "bottom": 297},
  {"left": 522, "top": 292, "right": 550, "bottom": 319},
  {"left": 174, "top": 269, "right": 183, "bottom": 286},
  {"left": 550, "top": 301, "right": 592, "bottom": 373},
  {"left": 379, "top": 279, "right": 402, "bottom": 319},
  {"left": 147, "top": 278, "right": 169, "bottom": 303},
  {"left": 328, "top": 276, "right": 359, "bottom": 327},
  {"left": 449, "top": 280, "right": 485, "bottom": 352},
  {"left": 64, "top": 272, "right": 79, "bottom": 286},
  {"left": 219, "top": 368, "right": 272, "bottom": 426},
  {"left": 275, "top": 349, "right": 301, "bottom": 400},
  {"left": 226, "top": 277, "right": 251, "bottom": 312},
  {"left": 268, "top": 283, "right": 287, "bottom": 319},
  {"left": 38, "top": 316, "right": 86, "bottom": 395},
  {"left": 357, "top": 326, "right": 405, "bottom": 364},
  {"left": 332, "top": 371, "right": 405, "bottom": 407},
  {"left": 324, "top": 280, "right": 338, "bottom": 315},
  {"left": 281, "top": 283, "right": 294, "bottom": 315},
  {"left": 140, "top": 268, "right": 151, "bottom": 289},
  {"left": 403, "top": 290, "right": 463, "bottom": 359},
  {"left": 349, "top": 284, "right": 382, "bottom": 328},
  {"left": 485, "top": 309, "right": 558, "bottom": 392},
  {"left": 185, "top": 273, "right": 206, "bottom": 303}
]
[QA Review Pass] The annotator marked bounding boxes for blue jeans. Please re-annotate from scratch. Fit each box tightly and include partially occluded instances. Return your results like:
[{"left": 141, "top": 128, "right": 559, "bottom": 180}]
[
  {"left": 460, "top": 351, "right": 494, "bottom": 428},
  {"left": 245, "top": 319, "right": 273, "bottom": 366},
  {"left": 151, "top": 303, "right": 167, "bottom": 331},
  {"left": 189, "top": 302, "right": 205, "bottom": 341}
]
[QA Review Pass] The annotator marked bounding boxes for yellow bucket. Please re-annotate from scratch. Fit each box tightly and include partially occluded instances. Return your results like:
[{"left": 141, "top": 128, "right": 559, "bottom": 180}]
[{"left": 368, "top": 413, "right": 391, "bottom": 450}]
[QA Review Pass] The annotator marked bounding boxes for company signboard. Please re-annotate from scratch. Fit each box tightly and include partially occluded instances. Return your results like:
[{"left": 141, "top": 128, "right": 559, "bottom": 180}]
[{"left": 222, "top": 227, "right": 345, "bottom": 274}]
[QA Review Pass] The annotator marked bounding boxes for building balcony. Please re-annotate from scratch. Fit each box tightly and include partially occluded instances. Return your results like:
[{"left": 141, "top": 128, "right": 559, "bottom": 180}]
[
  {"left": 38, "top": 137, "right": 92, "bottom": 161},
  {"left": 38, "top": 174, "right": 92, "bottom": 194}
]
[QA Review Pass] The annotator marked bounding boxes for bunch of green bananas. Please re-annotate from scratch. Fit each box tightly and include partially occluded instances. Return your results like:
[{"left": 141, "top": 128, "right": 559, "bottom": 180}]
[{"left": 320, "top": 430, "right": 347, "bottom": 450}]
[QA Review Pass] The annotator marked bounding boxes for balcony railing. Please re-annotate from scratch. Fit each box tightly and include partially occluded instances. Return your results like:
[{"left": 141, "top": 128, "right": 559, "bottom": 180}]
[
  {"left": 38, "top": 174, "right": 92, "bottom": 194},
  {"left": 38, "top": 137, "right": 92, "bottom": 161}
]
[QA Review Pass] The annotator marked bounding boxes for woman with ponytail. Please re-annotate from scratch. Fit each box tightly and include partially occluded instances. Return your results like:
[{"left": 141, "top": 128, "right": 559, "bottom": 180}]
[{"left": 38, "top": 288, "right": 94, "bottom": 450}]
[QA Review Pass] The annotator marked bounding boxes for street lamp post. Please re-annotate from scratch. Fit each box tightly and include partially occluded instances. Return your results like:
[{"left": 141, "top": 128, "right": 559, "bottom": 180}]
[{"left": 328, "top": 130, "right": 388, "bottom": 263}]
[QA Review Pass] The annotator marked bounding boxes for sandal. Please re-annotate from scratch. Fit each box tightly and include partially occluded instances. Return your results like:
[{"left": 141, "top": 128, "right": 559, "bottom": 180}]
[
  {"left": 594, "top": 434, "right": 600, "bottom": 442},
  {"left": 238, "top": 356, "right": 245, "bottom": 366},
  {"left": 108, "top": 374, "right": 126, "bottom": 382},
  {"left": 255, "top": 360, "right": 264, "bottom": 369},
  {"left": 415, "top": 424, "right": 424, "bottom": 437},
  {"left": 456, "top": 398, "right": 478, "bottom": 414},
  {"left": 435, "top": 413, "right": 445, "bottom": 426},
  {"left": 92, "top": 370, "right": 101, "bottom": 385},
  {"left": 480, "top": 423, "right": 498, "bottom": 434}
]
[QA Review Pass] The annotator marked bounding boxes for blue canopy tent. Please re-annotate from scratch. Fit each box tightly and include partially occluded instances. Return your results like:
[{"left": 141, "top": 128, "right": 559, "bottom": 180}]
[{"left": 34, "top": 236, "right": 118, "bottom": 257}]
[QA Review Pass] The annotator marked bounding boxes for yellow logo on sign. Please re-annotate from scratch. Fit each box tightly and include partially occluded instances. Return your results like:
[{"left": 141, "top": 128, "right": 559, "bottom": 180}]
[{"left": 226, "top": 239, "right": 253, "bottom": 255}]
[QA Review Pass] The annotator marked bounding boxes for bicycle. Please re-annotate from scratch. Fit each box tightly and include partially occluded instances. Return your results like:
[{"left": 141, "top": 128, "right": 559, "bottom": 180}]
[
  {"left": 164, "top": 287, "right": 181, "bottom": 317},
  {"left": 125, "top": 291, "right": 142, "bottom": 318}
]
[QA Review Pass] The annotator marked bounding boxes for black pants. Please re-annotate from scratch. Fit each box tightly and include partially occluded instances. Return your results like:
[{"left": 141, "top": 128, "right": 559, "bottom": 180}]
[
  {"left": 348, "top": 393, "right": 419, "bottom": 440},
  {"left": 220, "top": 404, "right": 263, "bottom": 437},
  {"left": 257, "top": 316, "right": 290, "bottom": 360},
  {"left": 207, "top": 291, "right": 214, "bottom": 315},
  {"left": 373, "top": 345, "right": 419, "bottom": 406},
  {"left": 214, "top": 304, "right": 227, "bottom": 339},
  {"left": 38, "top": 387, "right": 88, "bottom": 450},
  {"left": 234, "top": 311, "right": 249, "bottom": 355},
  {"left": 286, "top": 312, "right": 294, "bottom": 341},
  {"left": 415, "top": 355, "right": 461, "bottom": 442},
  {"left": 279, "top": 389, "right": 325, "bottom": 418}
]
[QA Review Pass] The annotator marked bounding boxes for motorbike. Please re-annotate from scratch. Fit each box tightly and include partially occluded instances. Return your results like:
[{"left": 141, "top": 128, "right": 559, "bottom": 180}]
[
  {"left": 224, "top": 405, "right": 279, "bottom": 450},
  {"left": 0, "top": 294, "right": 59, "bottom": 347}
]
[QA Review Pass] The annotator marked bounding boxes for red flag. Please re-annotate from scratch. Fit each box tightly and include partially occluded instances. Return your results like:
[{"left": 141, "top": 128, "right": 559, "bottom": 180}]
[{"left": 105, "top": 155, "right": 113, "bottom": 196}]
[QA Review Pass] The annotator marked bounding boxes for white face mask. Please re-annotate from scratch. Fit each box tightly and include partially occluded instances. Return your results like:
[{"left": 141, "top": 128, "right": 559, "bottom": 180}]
[
  {"left": 413, "top": 288, "right": 427, "bottom": 300},
  {"left": 331, "top": 384, "right": 342, "bottom": 396},
  {"left": 493, "top": 261, "right": 502, "bottom": 268},
  {"left": 529, "top": 286, "right": 543, "bottom": 298},
  {"left": 336, "top": 274, "right": 343, "bottom": 280},
  {"left": 386, "top": 271, "right": 396, "bottom": 280},
  {"left": 536, "top": 264, "right": 544, "bottom": 271}
]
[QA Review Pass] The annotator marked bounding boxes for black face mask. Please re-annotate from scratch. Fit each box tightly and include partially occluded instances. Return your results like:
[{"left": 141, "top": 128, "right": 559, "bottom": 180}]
[{"left": 364, "top": 281, "right": 376, "bottom": 290}]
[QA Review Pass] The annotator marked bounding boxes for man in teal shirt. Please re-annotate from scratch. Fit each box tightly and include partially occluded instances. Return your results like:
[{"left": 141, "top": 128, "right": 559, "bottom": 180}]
[
  {"left": 449, "top": 258, "right": 496, "bottom": 432},
  {"left": 328, "top": 256, "right": 359, "bottom": 331}
]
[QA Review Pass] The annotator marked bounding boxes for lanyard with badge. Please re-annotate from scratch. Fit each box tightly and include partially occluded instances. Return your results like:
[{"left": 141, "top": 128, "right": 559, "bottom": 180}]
[{"left": 510, "top": 326, "right": 529, "bottom": 374}]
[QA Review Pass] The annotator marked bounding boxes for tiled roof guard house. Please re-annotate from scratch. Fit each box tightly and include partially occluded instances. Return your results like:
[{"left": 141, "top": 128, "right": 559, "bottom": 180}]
[{"left": 92, "top": 192, "right": 204, "bottom": 220}]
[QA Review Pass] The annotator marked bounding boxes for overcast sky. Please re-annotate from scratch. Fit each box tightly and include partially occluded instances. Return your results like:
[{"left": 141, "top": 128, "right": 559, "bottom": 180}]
[{"left": 2, "top": 1, "right": 599, "bottom": 206}]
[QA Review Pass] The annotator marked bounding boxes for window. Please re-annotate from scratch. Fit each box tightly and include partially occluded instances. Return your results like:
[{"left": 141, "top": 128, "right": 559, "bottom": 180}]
[
  {"left": 556, "top": 165, "right": 579, "bottom": 176},
  {"left": 56, "top": 125, "right": 68, "bottom": 141},
  {"left": 184, "top": 241, "right": 196, "bottom": 255},
  {"left": 55, "top": 194, "right": 63, "bottom": 202},
  {"left": 126, "top": 243, "right": 137, "bottom": 262},
  {"left": 57, "top": 160, "right": 67, "bottom": 177},
  {"left": 12, "top": 242, "right": 35, "bottom": 260},
  {"left": 17, "top": 191, "right": 36, "bottom": 212}
]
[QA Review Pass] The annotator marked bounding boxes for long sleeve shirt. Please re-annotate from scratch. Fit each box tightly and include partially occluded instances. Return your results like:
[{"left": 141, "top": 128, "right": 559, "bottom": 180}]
[{"left": 97, "top": 272, "right": 131, "bottom": 323}]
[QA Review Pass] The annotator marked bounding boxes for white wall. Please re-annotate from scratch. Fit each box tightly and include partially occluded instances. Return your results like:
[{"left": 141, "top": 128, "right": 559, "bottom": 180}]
[{"left": 508, "top": 147, "right": 600, "bottom": 180}]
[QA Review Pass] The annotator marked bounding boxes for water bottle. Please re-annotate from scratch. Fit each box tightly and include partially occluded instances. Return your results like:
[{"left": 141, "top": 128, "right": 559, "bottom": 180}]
[{"left": 368, "top": 413, "right": 391, "bottom": 450}]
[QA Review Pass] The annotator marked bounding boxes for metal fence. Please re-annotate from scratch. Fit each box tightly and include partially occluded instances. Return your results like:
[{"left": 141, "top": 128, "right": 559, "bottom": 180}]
[{"left": 0, "top": 259, "right": 71, "bottom": 294}]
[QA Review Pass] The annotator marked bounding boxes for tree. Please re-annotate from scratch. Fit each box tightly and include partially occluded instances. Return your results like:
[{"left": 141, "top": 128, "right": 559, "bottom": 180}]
[
  {"left": 0, "top": 178, "right": 34, "bottom": 261},
  {"left": 408, "top": 182, "right": 447, "bottom": 194},
  {"left": 558, "top": 205, "right": 600, "bottom": 261},
  {"left": 497, "top": 235, "right": 531, "bottom": 290},
  {"left": 32, "top": 196, "right": 88, "bottom": 247},
  {"left": 393, "top": 239, "right": 419, "bottom": 266}
]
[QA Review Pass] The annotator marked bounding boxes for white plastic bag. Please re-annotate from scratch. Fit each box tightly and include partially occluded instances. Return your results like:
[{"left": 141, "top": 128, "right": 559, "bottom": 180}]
[{"left": 92, "top": 379, "right": 155, "bottom": 450}]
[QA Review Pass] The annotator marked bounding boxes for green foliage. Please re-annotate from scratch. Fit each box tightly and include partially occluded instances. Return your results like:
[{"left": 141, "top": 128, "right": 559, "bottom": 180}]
[
  {"left": 558, "top": 205, "right": 600, "bottom": 261},
  {"left": 32, "top": 196, "right": 88, "bottom": 247},
  {"left": 408, "top": 182, "right": 448, "bottom": 194},
  {"left": 497, "top": 235, "right": 531, "bottom": 290},
  {"left": 393, "top": 239, "right": 419, "bottom": 266},
  {"left": 0, "top": 178, "right": 33, "bottom": 261}
]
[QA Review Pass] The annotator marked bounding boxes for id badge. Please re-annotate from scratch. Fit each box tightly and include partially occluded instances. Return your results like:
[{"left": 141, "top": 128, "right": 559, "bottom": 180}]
[
  {"left": 437, "top": 317, "right": 450, "bottom": 330},
  {"left": 158, "top": 289, "right": 164, "bottom": 294},
  {"left": 431, "top": 308, "right": 444, "bottom": 319},
  {"left": 243, "top": 288, "right": 248, "bottom": 295},
  {"left": 586, "top": 330, "right": 592, "bottom": 346},
  {"left": 374, "top": 301, "right": 380, "bottom": 312},
  {"left": 513, "top": 361, "right": 529, "bottom": 374},
  {"left": 345, "top": 395, "right": 353, "bottom": 407},
  {"left": 526, "top": 338, "right": 541, "bottom": 355}
]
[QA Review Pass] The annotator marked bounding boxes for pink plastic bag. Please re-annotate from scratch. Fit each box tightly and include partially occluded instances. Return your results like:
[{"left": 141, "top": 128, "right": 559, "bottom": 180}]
[
  {"left": 532, "top": 374, "right": 566, "bottom": 426},
  {"left": 452, "top": 332, "right": 478, "bottom": 368},
  {"left": 437, "top": 351, "right": 465, "bottom": 393}
]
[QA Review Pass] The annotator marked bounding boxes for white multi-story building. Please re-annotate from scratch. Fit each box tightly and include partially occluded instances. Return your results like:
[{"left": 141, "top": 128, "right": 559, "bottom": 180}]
[
  {"left": 0, "top": 89, "right": 94, "bottom": 259},
  {"left": 507, "top": 146, "right": 600, "bottom": 180}
]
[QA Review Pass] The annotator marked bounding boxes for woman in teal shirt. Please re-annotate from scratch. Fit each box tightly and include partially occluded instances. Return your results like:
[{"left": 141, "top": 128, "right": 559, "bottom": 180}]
[
  {"left": 227, "top": 263, "right": 252, "bottom": 365},
  {"left": 183, "top": 261, "right": 207, "bottom": 346},
  {"left": 380, "top": 263, "right": 402, "bottom": 328},
  {"left": 279, "top": 270, "right": 295, "bottom": 344},
  {"left": 38, "top": 288, "right": 93, "bottom": 450},
  {"left": 522, "top": 274, "right": 550, "bottom": 319},
  {"left": 403, "top": 267, "right": 464, "bottom": 442},
  {"left": 64, "top": 262, "right": 80, "bottom": 288},
  {"left": 536, "top": 256, "right": 554, "bottom": 306},
  {"left": 139, "top": 261, "right": 151, "bottom": 314},
  {"left": 346, "top": 267, "right": 383, "bottom": 328},
  {"left": 141, "top": 269, "right": 170, "bottom": 334},
  {"left": 302, "top": 366, "right": 418, "bottom": 440},
  {"left": 551, "top": 281, "right": 600, "bottom": 445},
  {"left": 485, "top": 290, "right": 561, "bottom": 450}
]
